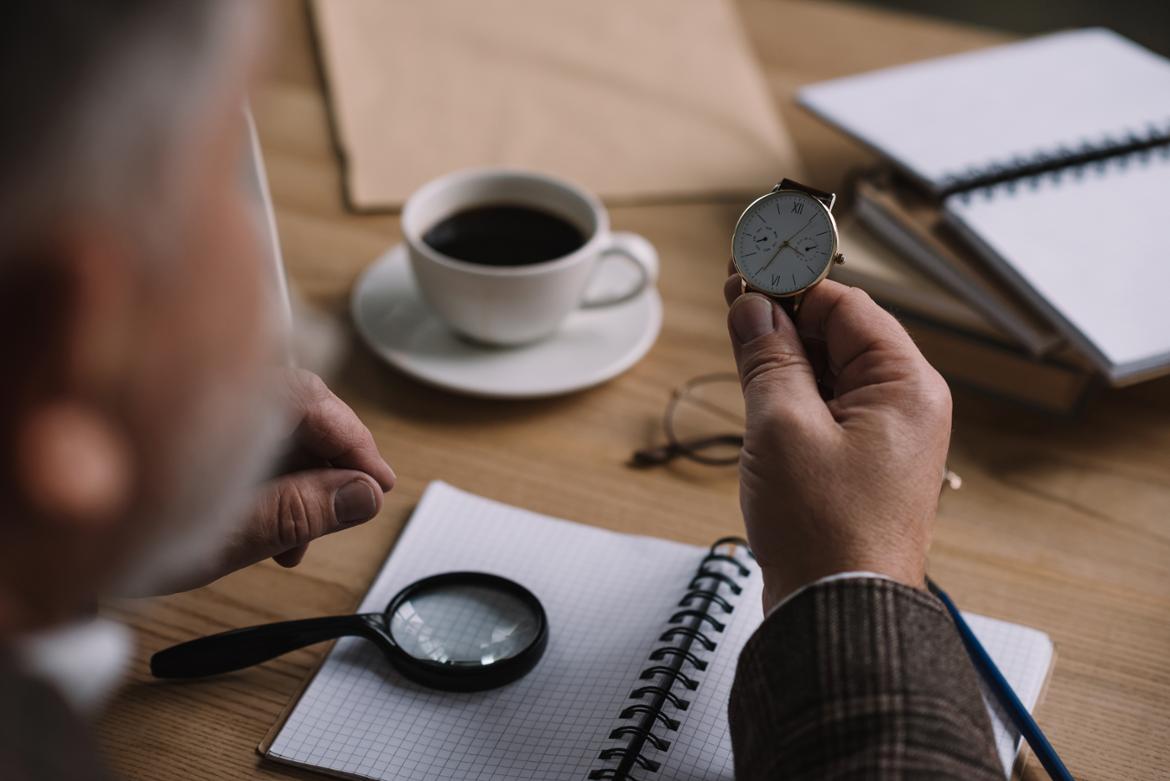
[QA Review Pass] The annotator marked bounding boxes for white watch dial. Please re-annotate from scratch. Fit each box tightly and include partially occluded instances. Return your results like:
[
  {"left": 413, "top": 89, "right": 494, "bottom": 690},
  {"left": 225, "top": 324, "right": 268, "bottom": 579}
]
[{"left": 731, "top": 190, "right": 836, "bottom": 296}]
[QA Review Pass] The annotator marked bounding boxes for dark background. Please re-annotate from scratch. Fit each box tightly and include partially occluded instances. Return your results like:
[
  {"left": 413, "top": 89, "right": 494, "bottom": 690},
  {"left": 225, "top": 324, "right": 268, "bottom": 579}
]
[{"left": 859, "top": 0, "right": 1169, "bottom": 56}]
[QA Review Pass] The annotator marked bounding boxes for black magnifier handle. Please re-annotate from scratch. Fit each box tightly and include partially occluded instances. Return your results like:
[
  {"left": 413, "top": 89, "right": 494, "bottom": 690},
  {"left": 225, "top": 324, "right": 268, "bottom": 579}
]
[{"left": 150, "top": 613, "right": 384, "bottom": 679}]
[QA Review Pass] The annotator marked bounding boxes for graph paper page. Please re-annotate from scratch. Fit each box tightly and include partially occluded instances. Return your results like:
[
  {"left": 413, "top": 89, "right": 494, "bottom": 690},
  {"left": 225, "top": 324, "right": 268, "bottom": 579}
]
[
  {"left": 964, "top": 613, "right": 1055, "bottom": 776},
  {"left": 267, "top": 483, "right": 1052, "bottom": 780},
  {"left": 267, "top": 481, "right": 711, "bottom": 780}
]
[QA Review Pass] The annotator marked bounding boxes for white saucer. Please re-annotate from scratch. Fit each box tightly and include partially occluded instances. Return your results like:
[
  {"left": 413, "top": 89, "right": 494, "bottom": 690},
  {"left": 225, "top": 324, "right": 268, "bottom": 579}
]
[{"left": 351, "top": 244, "right": 662, "bottom": 399}]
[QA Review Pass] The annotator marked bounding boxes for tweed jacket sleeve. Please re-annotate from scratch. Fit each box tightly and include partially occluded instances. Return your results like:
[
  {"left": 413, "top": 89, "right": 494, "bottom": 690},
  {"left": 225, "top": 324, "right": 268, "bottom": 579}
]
[{"left": 728, "top": 577, "right": 1003, "bottom": 780}]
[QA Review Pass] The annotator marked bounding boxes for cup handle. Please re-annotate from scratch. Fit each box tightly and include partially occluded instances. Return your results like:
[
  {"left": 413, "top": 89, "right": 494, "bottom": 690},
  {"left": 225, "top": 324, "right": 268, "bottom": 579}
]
[{"left": 580, "top": 232, "right": 659, "bottom": 309}]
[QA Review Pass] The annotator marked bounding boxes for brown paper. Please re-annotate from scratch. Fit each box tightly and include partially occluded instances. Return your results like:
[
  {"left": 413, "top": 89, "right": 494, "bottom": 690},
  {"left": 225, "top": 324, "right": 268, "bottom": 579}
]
[{"left": 310, "top": 0, "right": 802, "bottom": 210}]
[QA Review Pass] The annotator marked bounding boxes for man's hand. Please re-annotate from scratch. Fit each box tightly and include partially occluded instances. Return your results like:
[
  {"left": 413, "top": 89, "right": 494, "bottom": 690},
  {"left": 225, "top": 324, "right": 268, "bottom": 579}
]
[
  {"left": 723, "top": 276, "right": 951, "bottom": 613},
  {"left": 153, "top": 369, "right": 395, "bottom": 593}
]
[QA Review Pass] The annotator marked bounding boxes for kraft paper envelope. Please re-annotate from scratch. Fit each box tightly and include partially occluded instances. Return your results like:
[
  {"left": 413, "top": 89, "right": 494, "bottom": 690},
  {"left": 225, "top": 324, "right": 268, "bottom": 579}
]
[{"left": 310, "top": 0, "right": 802, "bottom": 210}]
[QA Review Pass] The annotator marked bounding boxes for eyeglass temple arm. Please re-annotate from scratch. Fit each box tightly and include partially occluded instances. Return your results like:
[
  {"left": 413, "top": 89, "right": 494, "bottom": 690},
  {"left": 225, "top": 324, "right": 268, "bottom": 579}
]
[
  {"left": 630, "top": 433, "right": 745, "bottom": 466},
  {"left": 150, "top": 614, "right": 382, "bottom": 679}
]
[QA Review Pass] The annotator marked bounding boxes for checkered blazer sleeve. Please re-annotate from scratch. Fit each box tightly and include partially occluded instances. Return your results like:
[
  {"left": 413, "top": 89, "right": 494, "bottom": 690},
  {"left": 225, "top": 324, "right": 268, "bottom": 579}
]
[{"left": 728, "top": 577, "right": 1003, "bottom": 780}]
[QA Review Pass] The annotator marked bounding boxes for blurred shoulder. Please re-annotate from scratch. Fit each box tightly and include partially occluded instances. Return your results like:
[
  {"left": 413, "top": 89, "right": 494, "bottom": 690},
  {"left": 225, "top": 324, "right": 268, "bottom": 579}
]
[{"left": 0, "top": 653, "right": 113, "bottom": 781}]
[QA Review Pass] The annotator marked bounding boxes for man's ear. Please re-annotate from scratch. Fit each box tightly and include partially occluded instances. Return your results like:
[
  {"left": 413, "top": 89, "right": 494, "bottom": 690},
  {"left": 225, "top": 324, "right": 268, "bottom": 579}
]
[
  {"left": 16, "top": 401, "right": 132, "bottom": 528},
  {"left": 0, "top": 229, "right": 139, "bottom": 531}
]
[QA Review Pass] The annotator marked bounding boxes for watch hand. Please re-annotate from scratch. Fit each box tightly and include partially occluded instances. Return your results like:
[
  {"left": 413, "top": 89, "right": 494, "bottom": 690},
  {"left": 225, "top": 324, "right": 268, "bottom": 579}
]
[
  {"left": 780, "top": 213, "right": 819, "bottom": 245},
  {"left": 758, "top": 241, "right": 789, "bottom": 273}
]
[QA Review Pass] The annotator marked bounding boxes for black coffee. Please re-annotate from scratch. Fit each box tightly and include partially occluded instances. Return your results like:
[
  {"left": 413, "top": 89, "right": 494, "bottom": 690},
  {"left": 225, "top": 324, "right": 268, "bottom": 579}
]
[{"left": 422, "top": 204, "right": 586, "bottom": 266}]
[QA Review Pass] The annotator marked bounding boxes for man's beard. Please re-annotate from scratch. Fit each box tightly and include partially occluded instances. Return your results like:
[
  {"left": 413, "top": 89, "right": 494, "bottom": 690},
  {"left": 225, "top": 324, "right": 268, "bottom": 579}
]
[
  {"left": 113, "top": 369, "right": 289, "bottom": 597},
  {"left": 112, "top": 281, "right": 341, "bottom": 596}
]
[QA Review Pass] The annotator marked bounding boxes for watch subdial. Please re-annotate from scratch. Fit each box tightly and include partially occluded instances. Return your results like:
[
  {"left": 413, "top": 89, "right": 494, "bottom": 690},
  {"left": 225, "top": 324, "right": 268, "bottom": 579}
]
[
  {"left": 746, "top": 225, "right": 779, "bottom": 255},
  {"left": 794, "top": 236, "right": 823, "bottom": 262}
]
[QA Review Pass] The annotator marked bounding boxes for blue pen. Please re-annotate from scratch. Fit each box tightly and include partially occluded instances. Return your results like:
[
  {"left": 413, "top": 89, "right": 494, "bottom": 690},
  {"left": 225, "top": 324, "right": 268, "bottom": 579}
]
[{"left": 927, "top": 578, "right": 1074, "bottom": 781}]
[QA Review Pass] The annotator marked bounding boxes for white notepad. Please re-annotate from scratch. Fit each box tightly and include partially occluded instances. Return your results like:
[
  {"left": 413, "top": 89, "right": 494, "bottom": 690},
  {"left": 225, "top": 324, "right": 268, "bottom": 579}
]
[
  {"left": 263, "top": 482, "right": 1053, "bottom": 780},
  {"left": 945, "top": 149, "right": 1170, "bottom": 384},
  {"left": 798, "top": 29, "right": 1170, "bottom": 384},
  {"left": 797, "top": 29, "right": 1170, "bottom": 194}
]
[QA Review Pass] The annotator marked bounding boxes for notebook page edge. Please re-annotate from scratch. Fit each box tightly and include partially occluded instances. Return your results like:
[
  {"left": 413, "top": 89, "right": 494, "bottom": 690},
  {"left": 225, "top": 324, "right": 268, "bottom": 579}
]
[
  {"left": 851, "top": 184, "right": 1062, "bottom": 355},
  {"left": 963, "top": 612, "right": 1056, "bottom": 778},
  {"left": 258, "top": 638, "right": 334, "bottom": 758},
  {"left": 260, "top": 482, "right": 464, "bottom": 759},
  {"left": 1102, "top": 351, "right": 1170, "bottom": 386},
  {"left": 848, "top": 199, "right": 1045, "bottom": 348},
  {"left": 1012, "top": 643, "right": 1059, "bottom": 779},
  {"left": 263, "top": 753, "right": 382, "bottom": 781}
]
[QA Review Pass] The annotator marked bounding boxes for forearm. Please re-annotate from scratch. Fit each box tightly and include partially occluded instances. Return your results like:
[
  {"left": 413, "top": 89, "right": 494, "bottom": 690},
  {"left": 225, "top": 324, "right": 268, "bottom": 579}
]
[{"left": 729, "top": 577, "right": 1002, "bottom": 780}]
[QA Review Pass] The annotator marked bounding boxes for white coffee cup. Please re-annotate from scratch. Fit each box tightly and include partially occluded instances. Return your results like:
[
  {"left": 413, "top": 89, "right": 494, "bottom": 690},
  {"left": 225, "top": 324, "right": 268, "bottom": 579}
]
[{"left": 402, "top": 168, "right": 658, "bottom": 346}]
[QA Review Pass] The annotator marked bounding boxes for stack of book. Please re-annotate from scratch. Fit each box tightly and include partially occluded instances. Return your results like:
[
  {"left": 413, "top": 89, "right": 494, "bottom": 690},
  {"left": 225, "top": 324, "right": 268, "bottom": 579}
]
[
  {"left": 832, "top": 216, "right": 1094, "bottom": 413},
  {"left": 799, "top": 28, "right": 1170, "bottom": 413}
]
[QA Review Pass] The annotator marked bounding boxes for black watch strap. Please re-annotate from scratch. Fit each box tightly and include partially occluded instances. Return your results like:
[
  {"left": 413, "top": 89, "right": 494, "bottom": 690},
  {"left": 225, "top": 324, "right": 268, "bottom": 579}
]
[{"left": 776, "top": 178, "right": 836, "bottom": 210}]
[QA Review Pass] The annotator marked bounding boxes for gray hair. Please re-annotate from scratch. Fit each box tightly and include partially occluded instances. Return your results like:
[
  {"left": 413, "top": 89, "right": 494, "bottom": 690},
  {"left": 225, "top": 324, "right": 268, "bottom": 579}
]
[{"left": 0, "top": 1, "right": 255, "bottom": 254}]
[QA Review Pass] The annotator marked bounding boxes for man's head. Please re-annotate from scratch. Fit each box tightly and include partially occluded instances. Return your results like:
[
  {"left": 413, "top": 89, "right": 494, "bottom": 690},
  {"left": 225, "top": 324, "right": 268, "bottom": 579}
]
[{"left": 0, "top": 2, "right": 284, "bottom": 630}]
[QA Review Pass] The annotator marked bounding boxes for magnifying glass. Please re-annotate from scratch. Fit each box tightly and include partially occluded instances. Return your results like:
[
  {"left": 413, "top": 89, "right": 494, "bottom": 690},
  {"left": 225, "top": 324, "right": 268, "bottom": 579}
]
[{"left": 150, "top": 572, "right": 548, "bottom": 692}]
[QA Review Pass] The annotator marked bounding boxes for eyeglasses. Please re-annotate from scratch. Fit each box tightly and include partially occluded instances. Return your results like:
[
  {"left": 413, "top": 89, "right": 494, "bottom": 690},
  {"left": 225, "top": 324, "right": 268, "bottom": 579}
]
[
  {"left": 632, "top": 373, "right": 962, "bottom": 490},
  {"left": 632, "top": 373, "right": 744, "bottom": 467}
]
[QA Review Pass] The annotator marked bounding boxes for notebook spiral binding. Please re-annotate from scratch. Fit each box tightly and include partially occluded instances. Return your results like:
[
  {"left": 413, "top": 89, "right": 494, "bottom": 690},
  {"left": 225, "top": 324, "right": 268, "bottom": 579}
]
[
  {"left": 587, "top": 537, "right": 755, "bottom": 781},
  {"left": 940, "top": 120, "right": 1170, "bottom": 199}
]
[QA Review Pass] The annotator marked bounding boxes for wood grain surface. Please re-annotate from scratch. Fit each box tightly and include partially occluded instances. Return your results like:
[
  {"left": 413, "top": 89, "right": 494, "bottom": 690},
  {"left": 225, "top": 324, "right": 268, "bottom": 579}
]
[{"left": 95, "top": 3, "right": 1170, "bottom": 780}]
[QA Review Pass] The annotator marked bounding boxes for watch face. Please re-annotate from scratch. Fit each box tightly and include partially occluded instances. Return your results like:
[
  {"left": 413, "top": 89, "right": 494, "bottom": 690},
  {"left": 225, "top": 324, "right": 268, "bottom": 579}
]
[{"left": 731, "top": 190, "right": 837, "bottom": 296}]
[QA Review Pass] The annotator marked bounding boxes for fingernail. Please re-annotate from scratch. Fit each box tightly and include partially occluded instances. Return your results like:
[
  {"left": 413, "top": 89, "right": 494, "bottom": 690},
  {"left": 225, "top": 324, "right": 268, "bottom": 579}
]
[
  {"left": 730, "top": 295, "right": 776, "bottom": 343},
  {"left": 334, "top": 480, "right": 378, "bottom": 525}
]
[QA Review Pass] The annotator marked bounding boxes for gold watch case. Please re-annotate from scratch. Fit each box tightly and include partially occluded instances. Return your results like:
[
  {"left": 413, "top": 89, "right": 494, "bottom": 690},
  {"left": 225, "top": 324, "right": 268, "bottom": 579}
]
[{"left": 730, "top": 186, "right": 844, "bottom": 302}]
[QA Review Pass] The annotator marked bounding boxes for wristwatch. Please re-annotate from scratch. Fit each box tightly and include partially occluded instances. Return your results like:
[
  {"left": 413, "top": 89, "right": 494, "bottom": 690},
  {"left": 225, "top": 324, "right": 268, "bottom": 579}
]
[{"left": 730, "top": 178, "right": 845, "bottom": 317}]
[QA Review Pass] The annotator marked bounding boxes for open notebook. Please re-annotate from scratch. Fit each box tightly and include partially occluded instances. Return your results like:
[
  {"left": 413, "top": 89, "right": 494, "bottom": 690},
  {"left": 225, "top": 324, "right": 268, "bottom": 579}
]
[
  {"left": 261, "top": 482, "right": 1053, "bottom": 780},
  {"left": 798, "top": 29, "right": 1170, "bottom": 384}
]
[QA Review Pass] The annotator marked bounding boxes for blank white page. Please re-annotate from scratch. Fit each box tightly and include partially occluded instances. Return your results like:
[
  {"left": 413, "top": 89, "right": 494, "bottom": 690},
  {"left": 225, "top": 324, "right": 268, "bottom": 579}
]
[
  {"left": 266, "top": 482, "right": 719, "bottom": 780},
  {"left": 945, "top": 149, "right": 1170, "bottom": 383},
  {"left": 798, "top": 29, "right": 1170, "bottom": 192}
]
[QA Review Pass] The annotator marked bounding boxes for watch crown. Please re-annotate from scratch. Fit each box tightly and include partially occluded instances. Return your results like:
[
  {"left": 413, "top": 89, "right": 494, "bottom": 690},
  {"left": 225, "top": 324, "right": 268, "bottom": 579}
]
[{"left": 834, "top": 252, "right": 846, "bottom": 265}]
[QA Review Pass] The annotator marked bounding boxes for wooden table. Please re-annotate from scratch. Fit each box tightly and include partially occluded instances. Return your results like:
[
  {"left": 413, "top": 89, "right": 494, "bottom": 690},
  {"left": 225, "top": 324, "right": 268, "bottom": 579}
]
[{"left": 96, "top": 3, "right": 1170, "bottom": 780}]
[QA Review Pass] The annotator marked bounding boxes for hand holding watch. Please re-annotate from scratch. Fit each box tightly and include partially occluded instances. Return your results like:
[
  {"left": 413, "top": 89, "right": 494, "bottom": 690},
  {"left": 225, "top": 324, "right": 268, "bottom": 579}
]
[{"left": 725, "top": 177, "right": 955, "bottom": 608}]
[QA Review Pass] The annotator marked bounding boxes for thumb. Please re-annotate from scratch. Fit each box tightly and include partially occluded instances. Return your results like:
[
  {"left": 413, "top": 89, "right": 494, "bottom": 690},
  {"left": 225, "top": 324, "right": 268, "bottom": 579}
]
[
  {"left": 727, "top": 294, "right": 828, "bottom": 429},
  {"left": 240, "top": 469, "right": 384, "bottom": 569}
]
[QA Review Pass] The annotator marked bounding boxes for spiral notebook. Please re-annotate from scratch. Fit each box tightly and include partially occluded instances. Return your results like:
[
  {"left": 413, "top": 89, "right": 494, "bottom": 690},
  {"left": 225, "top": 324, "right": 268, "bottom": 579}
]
[
  {"left": 798, "top": 29, "right": 1170, "bottom": 384},
  {"left": 260, "top": 482, "right": 1053, "bottom": 780}
]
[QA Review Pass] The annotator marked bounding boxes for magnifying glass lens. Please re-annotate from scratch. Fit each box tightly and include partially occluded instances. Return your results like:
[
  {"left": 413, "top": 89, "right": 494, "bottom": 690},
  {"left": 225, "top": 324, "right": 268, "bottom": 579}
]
[{"left": 388, "top": 582, "right": 542, "bottom": 666}]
